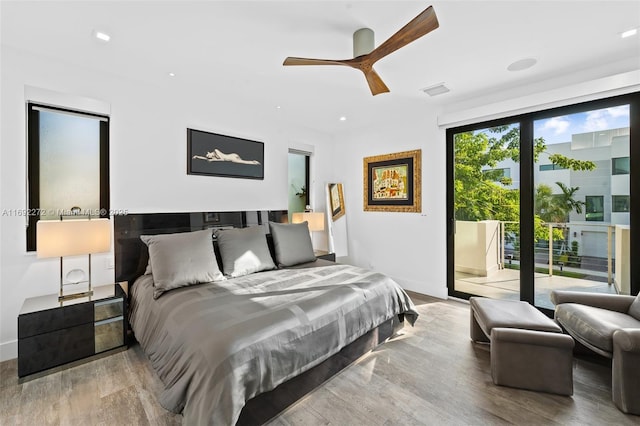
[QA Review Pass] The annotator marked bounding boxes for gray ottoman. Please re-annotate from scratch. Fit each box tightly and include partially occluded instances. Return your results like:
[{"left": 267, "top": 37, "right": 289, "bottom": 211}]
[{"left": 470, "top": 297, "right": 575, "bottom": 396}]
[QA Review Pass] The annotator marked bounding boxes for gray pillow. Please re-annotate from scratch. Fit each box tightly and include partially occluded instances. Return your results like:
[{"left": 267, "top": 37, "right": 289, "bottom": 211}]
[
  {"left": 628, "top": 293, "right": 640, "bottom": 320},
  {"left": 269, "top": 221, "right": 316, "bottom": 267},
  {"left": 215, "top": 226, "right": 276, "bottom": 277},
  {"left": 140, "top": 229, "right": 224, "bottom": 299}
]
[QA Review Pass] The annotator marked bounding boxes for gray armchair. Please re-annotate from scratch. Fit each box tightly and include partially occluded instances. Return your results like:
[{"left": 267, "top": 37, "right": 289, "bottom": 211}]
[{"left": 551, "top": 290, "right": 640, "bottom": 415}]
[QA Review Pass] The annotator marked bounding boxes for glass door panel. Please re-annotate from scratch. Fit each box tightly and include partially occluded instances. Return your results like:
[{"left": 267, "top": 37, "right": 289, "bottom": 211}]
[
  {"left": 452, "top": 124, "right": 521, "bottom": 300},
  {"left": 533, "top": 105, "right": 630, "bottom": 309}
]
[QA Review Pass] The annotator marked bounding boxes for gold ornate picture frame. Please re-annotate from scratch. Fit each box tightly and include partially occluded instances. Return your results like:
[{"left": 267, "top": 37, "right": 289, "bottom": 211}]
[
  {"left": 363, "top": 149, "right": 421, "bottom": 213},
  {"left": 328, "top": 183, "right": 345, "bottom": 221}
]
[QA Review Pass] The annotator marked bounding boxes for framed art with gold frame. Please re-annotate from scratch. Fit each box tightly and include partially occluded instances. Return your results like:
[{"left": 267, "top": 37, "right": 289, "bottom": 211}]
[
  {"left": 363, "top": 149, "right": 421, "bottom": 212},
  {"left": 328, "top": 183, "right": 345, "bottom": 221}
]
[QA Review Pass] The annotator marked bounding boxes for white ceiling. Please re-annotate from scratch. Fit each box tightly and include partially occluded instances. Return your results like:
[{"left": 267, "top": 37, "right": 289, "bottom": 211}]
[{"left": 2, "top": 1, "right": 639, "bottom": 135}]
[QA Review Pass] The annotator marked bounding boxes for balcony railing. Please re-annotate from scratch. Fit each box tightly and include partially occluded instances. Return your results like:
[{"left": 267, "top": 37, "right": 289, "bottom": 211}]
[{"left": 455, "top": 220, "right": 631, "bottom": 294}]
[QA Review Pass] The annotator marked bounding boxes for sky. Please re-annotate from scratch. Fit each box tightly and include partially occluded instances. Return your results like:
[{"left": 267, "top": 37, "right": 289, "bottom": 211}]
[{"left": 534, "top": 105, "right": 630, "bottom": 145}]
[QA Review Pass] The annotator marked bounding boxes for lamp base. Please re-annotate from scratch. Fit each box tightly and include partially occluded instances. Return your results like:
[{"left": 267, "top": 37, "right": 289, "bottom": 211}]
[{"left": 58, "top": 290, "right": 93, "bottom": 301}]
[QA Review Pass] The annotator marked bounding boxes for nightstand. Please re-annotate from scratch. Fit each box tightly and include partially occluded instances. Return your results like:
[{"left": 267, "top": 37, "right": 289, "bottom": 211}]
[
  {"left": 314, "top": 250, "right": 336, "bottom": 262},
  {"left": 18, "top": 283, "right": 127, "bottom": 378}
]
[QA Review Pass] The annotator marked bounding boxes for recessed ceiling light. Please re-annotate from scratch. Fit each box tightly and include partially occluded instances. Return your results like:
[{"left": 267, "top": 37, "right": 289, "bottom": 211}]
[
  {"left": 168, "top": 72, "right": 176, "bottom": 77},
  {"left": 507, "top": 57, "right": 537, "bottom": 72},
  {"left": 93, "top": 30, "right": 111, "bottom": 42},
  {"left": 276, "top": 105, "right": 281, "bottom": 109},
  {"left": 339, "top": 116, "right": 347, "bottom": 121},
  {"left": 422, "top": 83, "right": 450, "bottom": 97},
  {"left": 621, "top": 28, "right": 638, "bottom": 38}
]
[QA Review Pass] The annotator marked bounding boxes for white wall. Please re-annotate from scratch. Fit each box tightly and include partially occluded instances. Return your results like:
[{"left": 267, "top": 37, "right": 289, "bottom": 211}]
[
  {"left": 0, "top": 46, "right": 336, "bottom": 360},
  {"left": 334, "top": 100, "right": 448, "bottom": 299}
]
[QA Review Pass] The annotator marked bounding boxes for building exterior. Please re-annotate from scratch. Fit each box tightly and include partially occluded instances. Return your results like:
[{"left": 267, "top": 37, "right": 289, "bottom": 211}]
[{"left": 484, "top": 127, "right": 630, "bottom": 259}]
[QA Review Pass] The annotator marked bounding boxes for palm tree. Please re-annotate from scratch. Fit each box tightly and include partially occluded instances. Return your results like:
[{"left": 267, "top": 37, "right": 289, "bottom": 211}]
[
  {"left": 554, "top": 182, "right": 585, "bottom": 218},
  {"left": 534, "top": 182, "right": 585, "bottom": 254},
  {"left": 553, "top": 182, "right": 585, "bottom": 253}
]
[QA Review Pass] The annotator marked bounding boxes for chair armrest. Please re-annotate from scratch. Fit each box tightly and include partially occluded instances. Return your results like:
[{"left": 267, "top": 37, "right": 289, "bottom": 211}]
[
  {"left": 613, "top": 329, "right": 640, "bottom": 353},
  {"left": 550, "top": 290, "right": 635, "bottom": 313},
  {"left": 491, "top": 328, "right": 574, "bottom": 349}
]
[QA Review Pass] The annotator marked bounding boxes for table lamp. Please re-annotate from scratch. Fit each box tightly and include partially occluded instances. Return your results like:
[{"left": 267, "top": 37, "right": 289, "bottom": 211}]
[
  {"left": 292, "top": 212, "right": 325, "bottom": 248},
  {"left": 37, "top": 218, "right": 111, "bottom": 300}
]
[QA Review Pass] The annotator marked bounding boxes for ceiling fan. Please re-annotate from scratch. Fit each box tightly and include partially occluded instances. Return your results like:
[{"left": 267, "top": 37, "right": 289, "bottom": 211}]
[{"left": 283, "top": 5, "right": 439, "bottom": 96}]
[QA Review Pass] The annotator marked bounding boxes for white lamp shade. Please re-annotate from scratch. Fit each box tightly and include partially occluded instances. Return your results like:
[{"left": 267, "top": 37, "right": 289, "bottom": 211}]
[
  {"left": 292, "top": 212, "right": 325, "bottom": 232},
  {"left": 37, "top": 218, "right": 111, "bottom": 258}
]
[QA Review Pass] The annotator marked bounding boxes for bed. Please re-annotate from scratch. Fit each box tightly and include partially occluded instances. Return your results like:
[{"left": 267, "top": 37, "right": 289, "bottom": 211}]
[{"left": 115, "top": 211, "right": 418, "bottom": 425}]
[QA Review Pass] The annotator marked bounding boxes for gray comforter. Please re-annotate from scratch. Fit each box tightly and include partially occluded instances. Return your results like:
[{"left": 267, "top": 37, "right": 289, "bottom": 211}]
[{"left": 129, "top": 264, "right": 418, "bottom": 425}]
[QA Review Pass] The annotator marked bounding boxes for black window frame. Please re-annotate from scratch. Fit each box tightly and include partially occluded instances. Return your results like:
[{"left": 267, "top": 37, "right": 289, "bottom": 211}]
[
  {"left": 612, "top": 195, "right": 630, "bottom": 213},
  {"left": 612, "top": 156, "right": 630, "bottom": 175},
  {"left": 26, "top": 103, "right": 110, "bottom": 252},
  {"left": 447, "top": 91, "right": 640, "bottom": 305},
  {"left": 585, "top": 195, "right": 605, "bottom": 222},
  {"left": 539, "top": 164, "right": 567, "bottom": 171}
]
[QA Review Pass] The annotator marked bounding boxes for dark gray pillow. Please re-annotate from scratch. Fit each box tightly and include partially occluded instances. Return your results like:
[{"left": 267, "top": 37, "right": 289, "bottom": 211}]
[
  {"left": 629, "top": 293, "right": 640, "bottom": 320},
  {"left": 140, "top": 229, "right": 224, "bottom": 299},
  {"left": 214, "top": 226, "right": 276, "bottom": 277},
  {"left": 269, "top": 221, "right": 316, "bottom": 267}
]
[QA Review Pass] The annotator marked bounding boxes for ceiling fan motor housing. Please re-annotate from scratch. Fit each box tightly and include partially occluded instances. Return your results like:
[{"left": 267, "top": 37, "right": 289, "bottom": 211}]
[{"left": 353, "top": 28, "right": 374, "bottom": 57}]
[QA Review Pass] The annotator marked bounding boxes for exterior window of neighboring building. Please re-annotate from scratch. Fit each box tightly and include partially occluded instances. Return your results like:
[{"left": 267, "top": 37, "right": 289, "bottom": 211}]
[
  {"left": 585, "top": 196, "right": 605, "bottom": 221},
  {"left": 612, "top": 195, "right": 630, "bottom": 213},
  {"left": 612, "top": 157, "right": 630, "bottom": 175},
  {"left": 482, "top": 167, "right": 511, "bottom": 182},
  {"left": 539, "top": 164, "right": 567, "bottom": 171}
]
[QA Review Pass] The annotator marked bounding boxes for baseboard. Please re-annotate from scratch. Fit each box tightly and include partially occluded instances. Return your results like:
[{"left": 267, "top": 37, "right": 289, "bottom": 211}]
[
  {"left": 0, "top": 339, "right": 17, "bottom": 362},
  {"left": 394, "top": 276, "right": 448, "bottom": 300}
]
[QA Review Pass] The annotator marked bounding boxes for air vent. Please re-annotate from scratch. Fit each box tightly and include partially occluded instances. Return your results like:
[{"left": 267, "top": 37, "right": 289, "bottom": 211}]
[{"left": 422, "top": 83, "right": 450, "bottom": 97}]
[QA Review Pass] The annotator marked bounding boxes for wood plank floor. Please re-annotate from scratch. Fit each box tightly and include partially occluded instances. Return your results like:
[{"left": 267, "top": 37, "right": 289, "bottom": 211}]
[{"left": 1, "top": 295, "right": 637, "bottom": 425}]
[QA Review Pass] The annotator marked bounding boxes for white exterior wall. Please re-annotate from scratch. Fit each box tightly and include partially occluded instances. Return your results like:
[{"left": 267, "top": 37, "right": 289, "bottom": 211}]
[{"left": 454, "top": 221, "right": 501, "bottom": 277}]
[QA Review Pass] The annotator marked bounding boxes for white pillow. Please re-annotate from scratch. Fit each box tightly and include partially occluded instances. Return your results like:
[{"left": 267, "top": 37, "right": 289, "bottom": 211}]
[{"left": 140, "top": 229, "right": 224, "bottom": 299}]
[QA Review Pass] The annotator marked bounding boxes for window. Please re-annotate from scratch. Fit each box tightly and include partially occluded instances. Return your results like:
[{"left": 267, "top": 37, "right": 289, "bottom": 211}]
[
  {"left": 539, "top": 164, "right": 567, "bottom": 171},
  {"left": 482, "top": 167, "right": 511, "bottom": 182},
  {"left": 585, "top": 196, "right": 604, "bottom": 221},
  {"left": 287, "top": 150, "right": 310, "bottom": 222},
  {"left": 612, "top": 195, "right": 630, "bottom": 213},
  {"left": 447, "top": 92, "right": 640, "bottom": 306},
  {"left": 27, "top": 103, "right": 110, "bottom": 251},
  {"left": 612, "top": 157, "right": 630, "bottom": 175}
]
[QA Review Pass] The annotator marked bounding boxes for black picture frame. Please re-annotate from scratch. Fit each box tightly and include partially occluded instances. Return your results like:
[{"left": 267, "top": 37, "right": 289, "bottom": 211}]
[{"left": 187, "top": 128, "right": 264, "bottom": 179}]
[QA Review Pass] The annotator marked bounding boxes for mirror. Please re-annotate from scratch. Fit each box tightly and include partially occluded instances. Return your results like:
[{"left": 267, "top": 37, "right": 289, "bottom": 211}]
[{"left": 326, "top": 183, "right": 349, "bottom": 260}]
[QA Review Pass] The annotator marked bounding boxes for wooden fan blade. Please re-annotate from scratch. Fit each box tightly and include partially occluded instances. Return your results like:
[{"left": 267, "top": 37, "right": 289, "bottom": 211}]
[
  {"left": 362, "top": 67, "right": 390, "bottom": 96},
  {"left": 283, "top": 57, "right": 350, "bottom": 66},
  {"left": 368, "top": 5, "right": 439, "bottom": 64}
]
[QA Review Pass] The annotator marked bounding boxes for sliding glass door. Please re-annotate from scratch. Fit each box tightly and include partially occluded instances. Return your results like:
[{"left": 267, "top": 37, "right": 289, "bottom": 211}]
[
  {"left": 450, "top": 123, "right": 522, "bottom": 300},
  {"left": 447, "top": 92, "right": 640, "bottom": 310},
  {"left": 532, "top": 105, "right": 631, "bottom": 309}
]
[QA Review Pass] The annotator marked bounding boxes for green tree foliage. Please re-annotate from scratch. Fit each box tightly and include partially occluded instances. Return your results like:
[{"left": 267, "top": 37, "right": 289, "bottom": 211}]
[
  {"left": 547, "top": 154, "right": 596, "bottom": 172},
  {"left": 454, "top": 126, "right": 595, "bottom": 244}
]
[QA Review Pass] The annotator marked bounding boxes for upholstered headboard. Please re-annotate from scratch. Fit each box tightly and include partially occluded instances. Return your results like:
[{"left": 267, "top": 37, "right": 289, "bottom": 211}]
[{"left": 114, "top": 210, "right": 288, "bottom": 286}]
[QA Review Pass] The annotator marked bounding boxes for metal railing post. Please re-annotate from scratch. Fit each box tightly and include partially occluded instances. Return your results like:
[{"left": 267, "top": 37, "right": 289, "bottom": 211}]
[
  {"left": 500, "top": 221, "right": 505, "bottom": 270},
  {"left": 607, "top": 225, "right": 613, "bottom": 285},
  {"left": 548, "top": 223, "right": 553, "bottom": 276}
]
